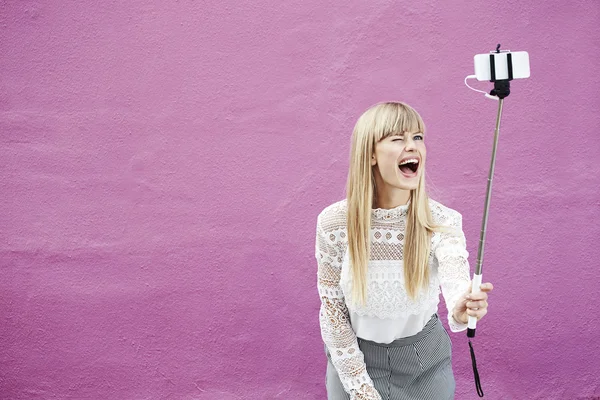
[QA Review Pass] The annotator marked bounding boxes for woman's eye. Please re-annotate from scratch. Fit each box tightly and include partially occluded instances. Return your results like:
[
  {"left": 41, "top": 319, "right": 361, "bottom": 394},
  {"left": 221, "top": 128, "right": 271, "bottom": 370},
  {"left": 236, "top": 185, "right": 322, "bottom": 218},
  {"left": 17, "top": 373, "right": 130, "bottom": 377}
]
[{"left": 393, "top": 135, "right": 423, "bottom": 141}]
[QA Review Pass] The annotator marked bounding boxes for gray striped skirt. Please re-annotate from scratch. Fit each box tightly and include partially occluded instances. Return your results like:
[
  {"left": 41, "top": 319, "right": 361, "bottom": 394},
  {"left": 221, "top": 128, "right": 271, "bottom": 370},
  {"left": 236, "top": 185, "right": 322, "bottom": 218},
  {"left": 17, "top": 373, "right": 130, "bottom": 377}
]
[{"left": 325, "top": 313, "right": 455, "bottom": 400}]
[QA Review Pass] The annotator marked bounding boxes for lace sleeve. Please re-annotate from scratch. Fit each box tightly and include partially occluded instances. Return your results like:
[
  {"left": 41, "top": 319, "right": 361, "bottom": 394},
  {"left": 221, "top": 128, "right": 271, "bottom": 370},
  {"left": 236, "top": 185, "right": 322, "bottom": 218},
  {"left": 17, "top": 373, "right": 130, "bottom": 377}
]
[
  {"left": 315, "top": 215, "right": 381, "bottom": 400},
  {"left": 434, "top": 211, "right": 471, "bottom": 332}
]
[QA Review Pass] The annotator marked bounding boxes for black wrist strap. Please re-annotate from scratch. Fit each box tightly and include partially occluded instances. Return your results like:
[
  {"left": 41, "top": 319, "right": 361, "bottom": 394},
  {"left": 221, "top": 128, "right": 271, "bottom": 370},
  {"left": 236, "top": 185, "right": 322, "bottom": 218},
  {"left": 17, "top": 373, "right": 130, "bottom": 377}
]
[{"left": 469, "top": 340, "right": 484, "bottom": 397}]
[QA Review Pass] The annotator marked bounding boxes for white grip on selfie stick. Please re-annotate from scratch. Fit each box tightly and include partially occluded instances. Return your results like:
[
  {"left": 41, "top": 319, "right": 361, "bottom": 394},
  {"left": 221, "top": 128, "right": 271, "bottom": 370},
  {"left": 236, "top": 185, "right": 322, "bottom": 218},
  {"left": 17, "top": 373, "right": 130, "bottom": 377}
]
[{"left": 468, "top": 273, "right": 483, "bottom": 330}]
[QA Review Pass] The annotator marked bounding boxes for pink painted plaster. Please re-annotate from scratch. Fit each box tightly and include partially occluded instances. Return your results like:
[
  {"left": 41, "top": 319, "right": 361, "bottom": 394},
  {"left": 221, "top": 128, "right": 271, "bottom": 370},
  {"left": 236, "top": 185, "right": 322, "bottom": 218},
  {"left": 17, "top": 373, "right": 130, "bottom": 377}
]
[{"left": 1, "top": 1, "right": 599, "bottom": 399}]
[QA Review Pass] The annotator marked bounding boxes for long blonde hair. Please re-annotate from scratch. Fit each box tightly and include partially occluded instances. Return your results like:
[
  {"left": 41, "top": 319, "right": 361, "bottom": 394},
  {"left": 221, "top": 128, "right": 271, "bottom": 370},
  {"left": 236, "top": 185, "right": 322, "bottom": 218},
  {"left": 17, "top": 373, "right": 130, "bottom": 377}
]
[{"left": 346, "top": 102, "right": 448, "bottom": 306}]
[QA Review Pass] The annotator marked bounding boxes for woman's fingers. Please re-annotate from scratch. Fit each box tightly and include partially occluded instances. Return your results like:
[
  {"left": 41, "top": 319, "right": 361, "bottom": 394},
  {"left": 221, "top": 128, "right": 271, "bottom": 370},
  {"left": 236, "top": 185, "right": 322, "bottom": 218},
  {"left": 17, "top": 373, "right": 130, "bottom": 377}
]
[
  {"left": 466, "top": 300, "right": 488, "bottom": 309},
  {"left": 457, "top": 281, "right": 493, "bottom": 322},
  {"left": 467, "top": 308, "right": 488, "bottom": 319},
  {"left": 467, "top": 282, "right": 493, "bottom": 301},
  {"left": 480, "top": 282, "right": 494, "bottom": 292},
  {"left": 460, "top": 282, "right": 493, "bottom": 321},
  {"left": 466, "top": 292, "right": 487, "bottom": 302}
]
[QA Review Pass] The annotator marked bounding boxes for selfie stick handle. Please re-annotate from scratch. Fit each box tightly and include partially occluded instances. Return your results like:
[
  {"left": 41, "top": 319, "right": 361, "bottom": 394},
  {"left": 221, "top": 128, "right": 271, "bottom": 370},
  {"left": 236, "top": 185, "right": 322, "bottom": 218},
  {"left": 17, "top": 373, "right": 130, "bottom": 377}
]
[{"left": 467, "top": 96, "right": 505, "bottom": 338}]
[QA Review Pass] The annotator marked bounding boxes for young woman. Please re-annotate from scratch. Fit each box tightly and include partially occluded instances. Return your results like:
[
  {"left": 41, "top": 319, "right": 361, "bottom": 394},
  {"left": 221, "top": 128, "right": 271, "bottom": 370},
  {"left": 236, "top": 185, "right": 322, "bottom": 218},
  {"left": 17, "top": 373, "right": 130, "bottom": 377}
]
[{"left": 315, "top": 102, "right": 494, "bottom": 399}]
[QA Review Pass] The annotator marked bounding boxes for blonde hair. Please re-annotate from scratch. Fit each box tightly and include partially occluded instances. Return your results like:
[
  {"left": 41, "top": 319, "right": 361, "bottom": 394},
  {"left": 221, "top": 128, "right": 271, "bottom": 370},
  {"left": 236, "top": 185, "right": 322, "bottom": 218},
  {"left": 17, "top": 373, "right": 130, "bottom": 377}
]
[{"left": 345, "top": 101, "right": 449, "bottom": 306}]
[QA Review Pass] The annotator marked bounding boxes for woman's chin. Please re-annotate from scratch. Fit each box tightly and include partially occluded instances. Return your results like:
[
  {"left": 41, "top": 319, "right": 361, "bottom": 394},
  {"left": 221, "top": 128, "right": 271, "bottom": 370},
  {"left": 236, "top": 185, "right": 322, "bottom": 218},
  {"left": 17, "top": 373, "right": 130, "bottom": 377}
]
[
  {"left": 395, "top": 172, "right": 420, "bottom": 189},
  {"left": 394, "top": 180, "right": 419, "bottom": 191}
]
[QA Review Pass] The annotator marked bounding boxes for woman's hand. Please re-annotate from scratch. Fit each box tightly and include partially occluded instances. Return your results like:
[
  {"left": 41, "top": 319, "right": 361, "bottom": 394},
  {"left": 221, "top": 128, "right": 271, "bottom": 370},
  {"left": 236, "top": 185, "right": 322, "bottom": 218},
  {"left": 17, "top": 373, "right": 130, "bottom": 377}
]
[{"left": 452, "top": 282, "right": 494, "bottom": 324}]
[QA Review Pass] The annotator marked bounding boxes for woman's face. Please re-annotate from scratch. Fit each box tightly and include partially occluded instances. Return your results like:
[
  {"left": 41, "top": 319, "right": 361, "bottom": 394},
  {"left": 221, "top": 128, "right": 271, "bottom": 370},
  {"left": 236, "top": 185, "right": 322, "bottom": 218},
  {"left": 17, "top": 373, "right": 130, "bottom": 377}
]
[{"left": 371, "top": 131, "right": 426, "bottom": 191}]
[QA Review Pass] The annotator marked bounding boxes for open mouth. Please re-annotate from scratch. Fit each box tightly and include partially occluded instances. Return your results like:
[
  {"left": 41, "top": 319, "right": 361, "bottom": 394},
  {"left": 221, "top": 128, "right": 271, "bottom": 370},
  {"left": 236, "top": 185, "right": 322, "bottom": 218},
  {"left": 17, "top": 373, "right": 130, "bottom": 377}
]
[{"left": 398, "top": 159, "right": 419, "bottom": 176}]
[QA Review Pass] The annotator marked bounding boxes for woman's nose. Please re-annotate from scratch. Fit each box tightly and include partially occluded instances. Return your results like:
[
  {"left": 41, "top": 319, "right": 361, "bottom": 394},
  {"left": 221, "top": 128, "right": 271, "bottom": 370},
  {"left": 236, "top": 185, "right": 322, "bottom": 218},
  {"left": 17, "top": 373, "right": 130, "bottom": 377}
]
[{"left": 404, "top": 138, "right": 416, "bottom": 151}]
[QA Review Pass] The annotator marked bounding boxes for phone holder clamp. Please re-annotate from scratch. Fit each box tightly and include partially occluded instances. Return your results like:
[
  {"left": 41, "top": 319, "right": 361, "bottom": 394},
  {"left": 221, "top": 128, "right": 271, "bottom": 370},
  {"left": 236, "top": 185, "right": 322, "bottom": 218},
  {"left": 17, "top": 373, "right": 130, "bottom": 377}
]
[{"left": 489, "top": 44, "right": 512, "bottom": 99}]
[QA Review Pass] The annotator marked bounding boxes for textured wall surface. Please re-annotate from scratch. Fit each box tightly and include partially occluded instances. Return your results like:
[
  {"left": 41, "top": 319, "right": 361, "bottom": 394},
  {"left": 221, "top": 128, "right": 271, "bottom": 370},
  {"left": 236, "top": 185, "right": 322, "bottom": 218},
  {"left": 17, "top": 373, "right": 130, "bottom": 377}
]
[{"left": 1, "top": 1, "right": 599, "bottom": 399}]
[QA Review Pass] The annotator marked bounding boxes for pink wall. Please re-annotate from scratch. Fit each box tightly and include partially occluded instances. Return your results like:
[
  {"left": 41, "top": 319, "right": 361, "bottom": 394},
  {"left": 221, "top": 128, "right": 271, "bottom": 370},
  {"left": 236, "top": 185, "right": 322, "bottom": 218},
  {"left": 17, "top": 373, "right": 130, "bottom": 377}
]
[{"left": 1, "top": 1, "right": 599, "bottom": 399}]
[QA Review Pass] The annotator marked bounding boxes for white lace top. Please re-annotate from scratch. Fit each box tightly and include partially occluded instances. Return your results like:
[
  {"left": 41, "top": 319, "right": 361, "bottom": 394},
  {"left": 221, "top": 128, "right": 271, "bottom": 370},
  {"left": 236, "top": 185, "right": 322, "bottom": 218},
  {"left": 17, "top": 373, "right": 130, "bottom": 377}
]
[{"left": 315, "top": 198, "right": 471, "bottom": 399}]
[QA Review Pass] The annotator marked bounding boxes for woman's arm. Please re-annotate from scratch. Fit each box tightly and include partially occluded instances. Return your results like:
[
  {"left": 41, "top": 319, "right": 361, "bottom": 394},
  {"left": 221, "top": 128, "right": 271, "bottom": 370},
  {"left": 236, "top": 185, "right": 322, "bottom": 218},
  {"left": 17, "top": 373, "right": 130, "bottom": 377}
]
[
  {"left": 435, "top": 210, "right": 494, "bottom": 329},
  {"left": 434, "top": 211, "right": 472, "bottom": 332},
  {"left": 316, "top": 214, "right": 381, "bottom": 400}
]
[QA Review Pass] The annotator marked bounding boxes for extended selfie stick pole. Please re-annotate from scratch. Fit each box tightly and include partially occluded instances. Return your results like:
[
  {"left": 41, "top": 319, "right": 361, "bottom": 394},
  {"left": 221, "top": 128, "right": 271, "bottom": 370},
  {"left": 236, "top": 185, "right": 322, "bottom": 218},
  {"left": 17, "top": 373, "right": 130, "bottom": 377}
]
[
  {"left": 468, "top": 44, "right": 512, "bottom": 339},
  {"left": 467, "top": 45, "right": 512, "bottom": 398},
  {"left": 467, "top": 96, "right": 505, "bottom": 338}
]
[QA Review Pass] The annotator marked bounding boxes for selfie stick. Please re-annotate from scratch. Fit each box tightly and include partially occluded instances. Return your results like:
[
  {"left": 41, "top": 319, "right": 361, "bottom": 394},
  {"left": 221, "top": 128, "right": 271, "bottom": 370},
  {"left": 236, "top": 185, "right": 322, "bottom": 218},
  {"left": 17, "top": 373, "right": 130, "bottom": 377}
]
[
  {"left": 464, "top": 44, "right": 517, "bottom": 398},
  {"left": 467, "top": 44, "right": 512, "bottom": 339}
]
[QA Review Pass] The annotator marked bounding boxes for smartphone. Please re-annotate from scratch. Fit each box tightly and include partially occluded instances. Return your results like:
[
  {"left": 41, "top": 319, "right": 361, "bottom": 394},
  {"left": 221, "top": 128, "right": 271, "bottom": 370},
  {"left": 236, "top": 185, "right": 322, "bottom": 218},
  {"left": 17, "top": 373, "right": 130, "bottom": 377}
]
[{"left": 474, "top": 51, "right": 530, "bottom": 81}]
